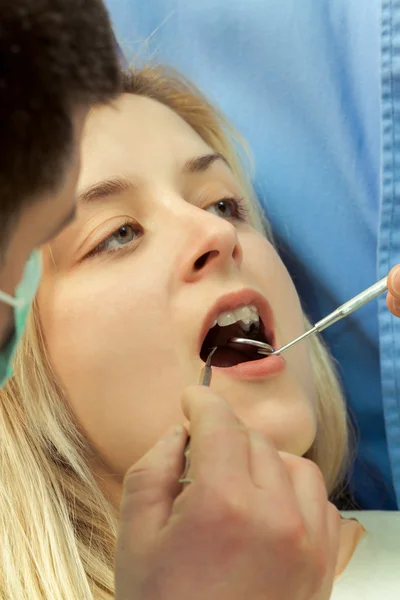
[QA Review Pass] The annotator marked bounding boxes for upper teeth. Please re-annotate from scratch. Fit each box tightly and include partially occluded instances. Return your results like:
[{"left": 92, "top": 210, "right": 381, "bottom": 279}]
[{"left": 212, "top": 305, "right": 260, "bottom": 331}]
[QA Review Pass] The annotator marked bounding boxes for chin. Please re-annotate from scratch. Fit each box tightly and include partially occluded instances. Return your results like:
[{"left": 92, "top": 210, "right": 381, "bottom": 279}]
[{"left": 221, "top": 388, "right": 318, "bottom": 456}]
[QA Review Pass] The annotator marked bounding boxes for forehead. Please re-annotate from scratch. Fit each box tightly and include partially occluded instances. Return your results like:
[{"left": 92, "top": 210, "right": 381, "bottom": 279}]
[{"left": 79, "top": 93, "right": 212, "bottom": 188}]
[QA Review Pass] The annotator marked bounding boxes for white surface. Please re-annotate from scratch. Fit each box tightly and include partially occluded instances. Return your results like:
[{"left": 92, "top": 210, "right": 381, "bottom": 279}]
[{"left": 331, "top": 511, "right": 400, "bottom": 599}]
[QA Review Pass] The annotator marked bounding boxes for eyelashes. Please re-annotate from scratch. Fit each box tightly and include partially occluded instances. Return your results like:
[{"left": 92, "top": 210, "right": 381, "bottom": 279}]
[
  {"left": 86, "top": 222, "right": 142, "bottom": 259},
  {"left": 84, "top": 195, "right": 250, "bottom": 261}
]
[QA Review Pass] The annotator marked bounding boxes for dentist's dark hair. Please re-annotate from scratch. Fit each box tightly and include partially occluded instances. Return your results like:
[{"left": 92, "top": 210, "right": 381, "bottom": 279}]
[{"left": 0, "top": 0, "right": 121, "bottom": 254}]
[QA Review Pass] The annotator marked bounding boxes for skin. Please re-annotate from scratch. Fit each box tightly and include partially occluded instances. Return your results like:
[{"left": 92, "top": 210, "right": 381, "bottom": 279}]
[
  {"left": 0, "top": 107, "right": 87, "bottom": 348},
  {"left": 0, "top": 80, "right": 397, "bottom": 600},
  {"left": 116, "top": 393, "right": 342, "bottom": 600},
  {"left": 37, "top": 94, "right": 365, "bottom": 595},
  {"left": 387, "top": 266, "right": 400, "bottom": 316},
  {"left": 38, "top": 93, "right": 319, "bottom": 506}
]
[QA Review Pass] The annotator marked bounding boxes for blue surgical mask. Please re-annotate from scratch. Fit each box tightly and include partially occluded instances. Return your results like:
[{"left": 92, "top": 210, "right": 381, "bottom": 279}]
[{"left": 0, "top": 250, "right": 42, "bottom": 386}]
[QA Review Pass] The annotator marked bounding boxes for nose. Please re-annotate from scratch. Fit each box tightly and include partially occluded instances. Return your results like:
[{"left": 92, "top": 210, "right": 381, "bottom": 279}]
[{"left": 177, "top": 213, "right": 243, "bottom": 283}]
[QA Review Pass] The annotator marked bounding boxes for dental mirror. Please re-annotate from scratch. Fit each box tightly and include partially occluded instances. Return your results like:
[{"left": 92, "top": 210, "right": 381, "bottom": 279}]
[{"left": 230, "top": 275, "right": 388, "bottom": 357}]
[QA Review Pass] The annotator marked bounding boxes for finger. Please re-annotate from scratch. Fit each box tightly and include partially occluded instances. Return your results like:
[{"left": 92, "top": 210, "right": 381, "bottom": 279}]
[
  {"left": 307, "top": 503, "right": 340, "bottom": 600},
  {"left": 247, "top": 430, "right": 304, "bottom": 531},
  {"left": 387, "top": 265, "right": 400, "bottom": 300},
  {"left": 118, "top": 424, "right": 187, "bottom": 553},
  {"left": 182, "top": 385, "right": 251, "bottom": 486},
  {"left": 326, "top": 502, "right": 341, "bottom": 559},
  {"left": 323, "top": 503, "right": 341, "bottom": 590},
  {"left": 386, "top": 290, "right": 400, "bottom": 317},
  {"left": 280, "top": 453, "right": 328, "bottom": 540},
  {"left": 248, "top": 429, "right": 293, "bottom": 493}
]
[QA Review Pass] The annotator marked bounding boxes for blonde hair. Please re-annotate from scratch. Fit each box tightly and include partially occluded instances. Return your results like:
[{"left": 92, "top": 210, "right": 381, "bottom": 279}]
[{"left": 0, "top": 66, "right": 350, "bottom": 599}]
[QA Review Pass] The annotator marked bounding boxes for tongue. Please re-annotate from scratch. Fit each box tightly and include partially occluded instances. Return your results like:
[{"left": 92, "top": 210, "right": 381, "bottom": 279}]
[{"left": 211, "top": 345, "right": 260, "bottom": 368}]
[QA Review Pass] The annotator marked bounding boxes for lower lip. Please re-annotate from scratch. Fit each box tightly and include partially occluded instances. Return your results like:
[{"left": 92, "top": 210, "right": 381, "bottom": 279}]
[{"left": 214, "top": 354, "right": 285, "bottom": 380}]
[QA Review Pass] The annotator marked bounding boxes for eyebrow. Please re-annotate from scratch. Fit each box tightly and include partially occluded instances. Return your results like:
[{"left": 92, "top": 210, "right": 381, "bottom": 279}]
[
  {"left": 78, "top": 177, "right": 135, "bottom": 204},
  {"left": 78, "top": 152, "right": 229, "bottom": 205},
  {"left": 183, "top": 152, "right": 228, "bottom": 173}
]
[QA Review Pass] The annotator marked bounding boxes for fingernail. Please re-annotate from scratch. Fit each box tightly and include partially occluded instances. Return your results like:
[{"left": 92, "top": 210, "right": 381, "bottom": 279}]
[
  {"left": 393, "top": 267, "right": 400, "bottom": 295},
  {"left": 158, "top": 424, "right": 185, "bottom": 445}
]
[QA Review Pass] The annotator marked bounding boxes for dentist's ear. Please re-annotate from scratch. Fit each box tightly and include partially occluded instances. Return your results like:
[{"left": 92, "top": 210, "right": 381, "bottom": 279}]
[{"left": 387, "top": 265, "right": 400, "bottom": 317}]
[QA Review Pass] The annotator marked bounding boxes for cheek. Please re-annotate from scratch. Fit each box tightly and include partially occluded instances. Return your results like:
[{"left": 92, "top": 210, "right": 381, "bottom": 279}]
[
  {"left": 239, "top": 233, "right": 318, "bottom": 449},
  {"left": 216, "top": 375, "right": 318, "bottom": 459},
  {"left": 254, "top": 378, "right": 318, "bottom": 456},
  {"left": 37, "top": 271, "right": 184, "bottom": 476},
  {"left": 40, "top": 277, "right": 133, "bottom": 378},
  {"left": 259, "top": 244, "right": 315, "bottom": 401},
  {"left": 242, "top": 232, "right": 312, "bottom": 351}
]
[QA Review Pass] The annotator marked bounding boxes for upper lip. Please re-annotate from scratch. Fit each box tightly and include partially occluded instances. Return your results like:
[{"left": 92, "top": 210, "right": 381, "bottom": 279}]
[{"left": 198, "top": 288, "right": 275, "bottom": 354}]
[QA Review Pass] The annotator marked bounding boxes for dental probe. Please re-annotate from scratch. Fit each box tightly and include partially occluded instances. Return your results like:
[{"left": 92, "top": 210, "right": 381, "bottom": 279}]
[
  {"left": 198, "top": 346, "right": 216, "bottom": 386},
  {"left": 179, "top": 347, "right": 216, "bottom": 484},
  {"left": 230, "top": 275, "right": 388, "bottom": 357}
]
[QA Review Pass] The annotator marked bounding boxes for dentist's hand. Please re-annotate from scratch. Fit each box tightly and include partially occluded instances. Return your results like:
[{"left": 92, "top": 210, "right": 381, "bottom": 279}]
[
  {"left": 115, "top": 386, "right": 340, "bottom": 600},
  {"left": 387, "top": 265, "right": 400, "bottom": 317}
]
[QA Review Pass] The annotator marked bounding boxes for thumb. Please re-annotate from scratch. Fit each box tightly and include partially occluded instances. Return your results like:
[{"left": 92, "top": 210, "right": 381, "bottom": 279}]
[
  {"left": 388, "top": 265, "right": 400, "bottom": 300},
  {"left": 117, "top": 425, "right": 187, "bottom": 553},
  {"left": 387, "top": 265, "right": 400, "bottom": 317}
]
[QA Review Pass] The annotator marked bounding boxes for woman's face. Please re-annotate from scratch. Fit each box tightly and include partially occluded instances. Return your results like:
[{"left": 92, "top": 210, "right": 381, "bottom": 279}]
[{"left": 38, "top": 93, "right": 318, "bottom": 499}]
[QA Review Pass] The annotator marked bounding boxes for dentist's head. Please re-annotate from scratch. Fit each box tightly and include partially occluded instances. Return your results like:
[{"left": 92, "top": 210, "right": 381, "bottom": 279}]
[{"left": 0, "top": 0, "right": 120, "bottom": 385}]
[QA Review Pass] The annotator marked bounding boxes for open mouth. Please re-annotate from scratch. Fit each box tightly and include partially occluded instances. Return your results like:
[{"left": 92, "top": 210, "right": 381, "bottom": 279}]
[{"left": 200, "top": 302, "right": 274, "bottom": 368}]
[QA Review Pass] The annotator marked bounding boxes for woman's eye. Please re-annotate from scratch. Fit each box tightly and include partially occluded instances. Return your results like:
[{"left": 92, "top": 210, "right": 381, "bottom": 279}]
[
  {"left": 205, "top": 197, "right": 248, "bottom": 221},
  {"left": 89, "top": 223, "right": 141, "bottom": 258}
]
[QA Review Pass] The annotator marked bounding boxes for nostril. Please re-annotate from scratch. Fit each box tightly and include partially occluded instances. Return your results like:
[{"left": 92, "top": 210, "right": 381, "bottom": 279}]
[{"left": 194, "top": 250, "right": 218, "bottom": 271}]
